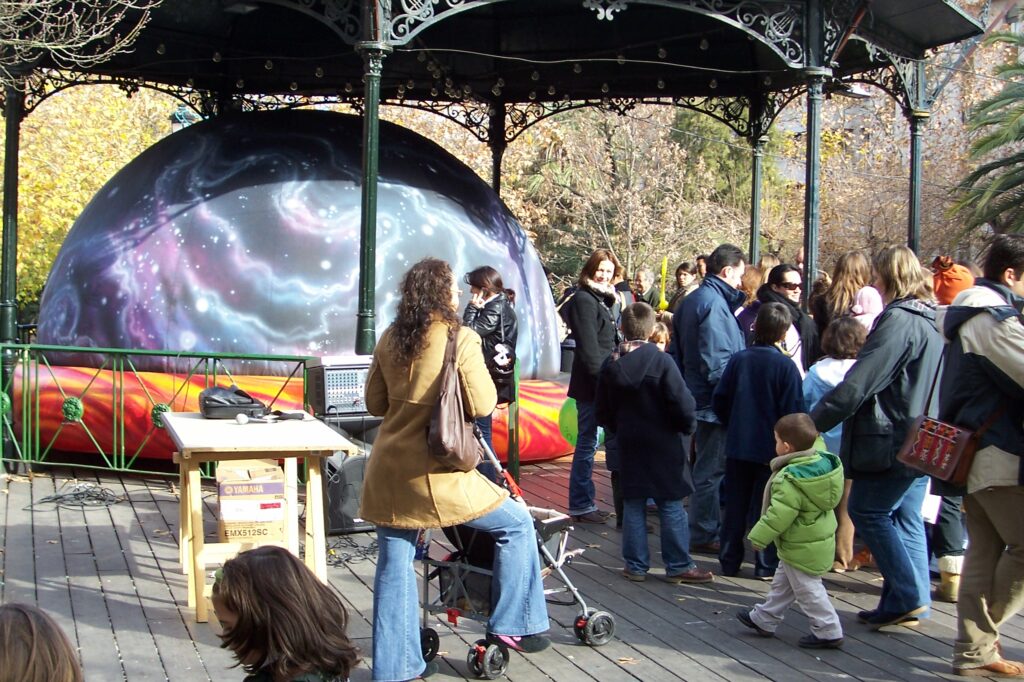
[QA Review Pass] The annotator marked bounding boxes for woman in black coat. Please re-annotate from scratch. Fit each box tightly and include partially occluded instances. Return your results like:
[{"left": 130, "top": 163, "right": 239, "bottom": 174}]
[
  {"left": 563, "top": 248, "right": 621, "bottom": 523},
  {"left": 462, "top": 266, "right": 518, "bottom": 457}
]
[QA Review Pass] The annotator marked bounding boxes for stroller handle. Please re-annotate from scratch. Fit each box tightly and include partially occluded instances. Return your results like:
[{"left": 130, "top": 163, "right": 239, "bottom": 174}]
[{"left": 473, "top": 423, "right": 524, "bottom": 499}]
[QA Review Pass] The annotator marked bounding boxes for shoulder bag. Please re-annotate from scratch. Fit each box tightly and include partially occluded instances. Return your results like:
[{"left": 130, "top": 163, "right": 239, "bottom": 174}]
[
  {"left": 896, "top": 354, "right": 1004, "bottom": 486},
  {"left": 427, "top": 331, "right": 485, "bottom": 471}
]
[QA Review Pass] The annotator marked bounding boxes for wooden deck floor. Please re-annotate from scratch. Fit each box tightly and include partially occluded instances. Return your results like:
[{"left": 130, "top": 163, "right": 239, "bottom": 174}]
[{"left": 1, "top": 459, "right": 1019, "bottom": 681}]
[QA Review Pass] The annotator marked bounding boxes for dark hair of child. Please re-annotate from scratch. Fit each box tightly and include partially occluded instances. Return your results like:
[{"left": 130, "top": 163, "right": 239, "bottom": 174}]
[
  {"left": 775, "top": 413, "right": 819, "bottom": 452},
  {"left": 821, "top": 317, "right": 866, "bottom": 360},
  {"left": 212, "top": 546, "right": 360, "bottom": 681},
  {"left": 752, "top": 302, "right": 792, "bottom": 346},
  {"left": 621, "top": 302, "right": 656, "bottom": 341},
  {"left": 649, "top": 321, "right": 671, "bottom": 346},
  {"left": 0, "top": 602, "right": 83, "bottom": 682}
]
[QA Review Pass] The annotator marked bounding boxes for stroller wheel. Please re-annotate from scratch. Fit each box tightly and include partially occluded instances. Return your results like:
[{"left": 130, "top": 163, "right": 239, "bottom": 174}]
[
  {"left": 467, "top": 639, "right": 509, "bottom": 679},
  {"left": 574, "top": 609, "right": 616, "bottom": 646},
  {"left": 420, "top": 627, "right": 440, "bottom": 661}
]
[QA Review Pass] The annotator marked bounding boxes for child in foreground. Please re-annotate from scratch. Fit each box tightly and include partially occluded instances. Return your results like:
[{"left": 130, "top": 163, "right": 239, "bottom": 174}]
[
  {"left": 736, "top": 413, "right": 845, "bottom": 649},
  {"left": 0, "top": 602, "right": 83, "bottom": 682},
  {"left": 212, "top": 545, "right": 360, "bottom": 681}
]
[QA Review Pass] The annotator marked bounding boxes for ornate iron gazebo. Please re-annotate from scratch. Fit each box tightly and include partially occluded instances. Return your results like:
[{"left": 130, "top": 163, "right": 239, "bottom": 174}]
[{"left": 2, "top": 0, "right": 985, "bottom": 355}]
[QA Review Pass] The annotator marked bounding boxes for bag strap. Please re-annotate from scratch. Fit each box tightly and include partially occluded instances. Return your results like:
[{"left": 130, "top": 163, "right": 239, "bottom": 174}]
[
  {"left": 927, "top": 328, "right": 1005, "bottom": 438},
  {"left": 444, "top": 328, "right": 458, "bottom": 365},
  {"left": 498, "top": 302, "right": 506, "bottom": 345},
  {"left": 923, "top": 352, "right": 943, "bottom": 417}
]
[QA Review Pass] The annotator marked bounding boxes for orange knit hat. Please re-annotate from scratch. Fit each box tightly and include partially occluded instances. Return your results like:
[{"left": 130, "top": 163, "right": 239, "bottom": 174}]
[{"left": 931, "top": 256, "right": 974, "bottom": 305}]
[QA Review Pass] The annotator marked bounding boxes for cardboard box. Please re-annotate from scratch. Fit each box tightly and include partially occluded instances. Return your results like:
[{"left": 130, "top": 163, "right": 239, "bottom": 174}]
[{"left": 216, "top": 459, "right": 286, "bottom": 543}]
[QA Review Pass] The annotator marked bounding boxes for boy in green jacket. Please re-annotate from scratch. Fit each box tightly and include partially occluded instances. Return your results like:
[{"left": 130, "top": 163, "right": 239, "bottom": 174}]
[{"left": 736, "top": 413, "right": 845, "bottom": 649}]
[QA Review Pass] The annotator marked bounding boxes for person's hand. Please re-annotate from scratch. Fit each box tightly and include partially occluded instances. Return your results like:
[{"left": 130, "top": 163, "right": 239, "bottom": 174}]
[
  {"left": 469, "top": 291, "right": 487, "bottom": 308},
  {"left": 751, "top": 543, "right": 764, "bottom": 551}
]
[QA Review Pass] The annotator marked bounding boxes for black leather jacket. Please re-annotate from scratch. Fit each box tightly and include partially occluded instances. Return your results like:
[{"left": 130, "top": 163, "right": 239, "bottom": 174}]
[{"left": 463, "top": 293, "right": 518, "bottom": 400}]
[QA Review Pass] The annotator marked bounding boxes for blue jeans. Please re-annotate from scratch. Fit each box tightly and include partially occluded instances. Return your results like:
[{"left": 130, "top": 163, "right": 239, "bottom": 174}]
[
  {"left": 475, "top": 415, "right": 499, "bottom": 483},
  {"left": 622, "top": 498, "right": 695, "bottom": 575},
  {"left": 690, "top": 420, "right": 727, "bottom": 545},
  {"left": 848, "top": 475, "right": 931, "bottom": 616},
  {"left": 568, "top": 398, "right": 599, "bottom": 516},
  {"left": 371, "top": 498, "right": 549, "bottom": 681},
  {"left": 720, "top": 458, "right": 778, "bottom": 576}
]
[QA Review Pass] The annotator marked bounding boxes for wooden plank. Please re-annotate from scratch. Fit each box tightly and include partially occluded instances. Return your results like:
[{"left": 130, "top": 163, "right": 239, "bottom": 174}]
[
  {"left": 107, "top": 472, "right": 219, "bottom": 681},
  {"left": 137, "top": 473, "right": 240, "bottom": 680},
  {"left": 2, "top": 472, "right": 38, "bottom": 604},
  {"left": 26, "top": 473, "right": 79, "bottom": 664}
]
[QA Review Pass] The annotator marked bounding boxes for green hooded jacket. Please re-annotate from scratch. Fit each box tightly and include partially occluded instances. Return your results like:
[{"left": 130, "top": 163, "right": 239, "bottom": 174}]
[{"left": 747, "top": 449, "right": 844, "bottom": 576}]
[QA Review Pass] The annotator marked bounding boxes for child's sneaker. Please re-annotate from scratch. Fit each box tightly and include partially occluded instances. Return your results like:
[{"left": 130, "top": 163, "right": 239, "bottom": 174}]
[
  {"left": 486, "top": 633, "right": 551, "bottom": 653},
  {"left": 735, "top": 608, "right": 773, "bottom": 637},
  {"left": 798, "top": 634, "right": 844, "bottom": 649}
]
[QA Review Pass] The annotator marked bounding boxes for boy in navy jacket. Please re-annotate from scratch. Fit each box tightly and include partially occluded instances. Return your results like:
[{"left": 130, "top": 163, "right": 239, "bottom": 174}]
[{"left": 712, "top": 302, "right": 803, "bottom": 578}]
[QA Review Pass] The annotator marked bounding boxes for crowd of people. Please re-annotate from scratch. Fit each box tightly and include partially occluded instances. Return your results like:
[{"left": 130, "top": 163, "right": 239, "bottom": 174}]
[{"left": 559, "top": 235, "right": 1023, "bottom": 676}]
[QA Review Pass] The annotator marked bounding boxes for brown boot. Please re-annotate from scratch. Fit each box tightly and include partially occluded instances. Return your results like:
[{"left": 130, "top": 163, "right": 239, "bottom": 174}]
[
  {"left": 934, "top": 555, "right": 963, "bottom": 603},
  {"left": 935, "top": 572, "right": 961, "bottom": 603}
]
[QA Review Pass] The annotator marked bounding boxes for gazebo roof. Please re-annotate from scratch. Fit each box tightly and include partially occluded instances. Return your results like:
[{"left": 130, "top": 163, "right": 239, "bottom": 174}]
[{"left": 32, "top": 0, "right": 983, "bottom": 106}]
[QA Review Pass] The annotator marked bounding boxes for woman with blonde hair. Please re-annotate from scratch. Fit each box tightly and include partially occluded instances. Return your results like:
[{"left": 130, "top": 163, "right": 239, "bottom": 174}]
[
  {"left": 811, "top": 245, "right": 941, "bottom": 630},
  {"left": 811, "top": 250, "right": 875, "bottom": 337}
]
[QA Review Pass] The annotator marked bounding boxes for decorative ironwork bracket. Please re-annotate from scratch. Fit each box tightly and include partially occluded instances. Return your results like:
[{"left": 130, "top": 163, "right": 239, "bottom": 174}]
[{"left": 383, "top": 0, "right": 807, "bottom": 66}]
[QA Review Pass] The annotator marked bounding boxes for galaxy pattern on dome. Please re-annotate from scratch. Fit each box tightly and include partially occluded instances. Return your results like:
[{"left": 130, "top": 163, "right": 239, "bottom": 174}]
[{"left": 37, "top": 110, "right": 559, "bottom": 376}]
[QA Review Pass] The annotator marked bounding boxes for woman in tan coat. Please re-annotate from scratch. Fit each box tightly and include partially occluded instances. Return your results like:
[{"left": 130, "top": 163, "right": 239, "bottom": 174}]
[{"left": 360, "top": 258, "right": 549, "bottom": 682}]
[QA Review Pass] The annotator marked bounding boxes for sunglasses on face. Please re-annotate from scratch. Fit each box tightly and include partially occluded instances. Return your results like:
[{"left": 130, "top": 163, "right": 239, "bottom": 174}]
[{"left": 778, "top": 282, "right": 801, "bottom": 291}]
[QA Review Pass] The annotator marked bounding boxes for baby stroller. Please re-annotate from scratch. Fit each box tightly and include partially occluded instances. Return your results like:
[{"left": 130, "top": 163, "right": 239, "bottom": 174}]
[{"left": 417, "top": 429, "right": 615, "bottom": 679}]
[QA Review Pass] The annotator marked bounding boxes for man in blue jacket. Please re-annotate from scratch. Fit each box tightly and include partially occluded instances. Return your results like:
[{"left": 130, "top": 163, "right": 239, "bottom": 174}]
[
  {"left": 671, "top": 243, "right": 747, "bottom": 551},
  {"left": 937, "top": 235, "right": 1024, "bottom": 678}
]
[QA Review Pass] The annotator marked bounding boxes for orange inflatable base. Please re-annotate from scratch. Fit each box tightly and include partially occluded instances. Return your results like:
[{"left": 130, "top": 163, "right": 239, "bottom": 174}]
[{"left": 14, "top": 368, "right": 573, "bottom": 465}]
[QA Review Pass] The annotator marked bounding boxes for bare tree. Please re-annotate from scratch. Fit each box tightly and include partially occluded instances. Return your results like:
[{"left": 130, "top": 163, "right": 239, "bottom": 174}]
[{"left": 0, "top": 0, "right": 158, "bottom": 88}]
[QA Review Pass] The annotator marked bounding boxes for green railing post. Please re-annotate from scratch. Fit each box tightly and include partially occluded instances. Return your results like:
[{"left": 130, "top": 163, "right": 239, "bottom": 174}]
[
  {"left": 507, "top": 361, "right": 520, "bottom": 482},
  {"left": 354, "top": 37, "right": 392, "bottom": 356}
]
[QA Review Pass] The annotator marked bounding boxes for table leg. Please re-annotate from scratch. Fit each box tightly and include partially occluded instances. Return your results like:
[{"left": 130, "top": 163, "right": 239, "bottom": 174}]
[
  {"left": 284, "top": 457, "right": 299, "bottom": 556},
  {"left": 304, "top": 455, "right": 327, "bottom": 581},
  {"left": 178, "top": 458, "right": 190, "bottom": 573},
  {"left": 187, "top": 464, "right": 208, "bottom": 622}
]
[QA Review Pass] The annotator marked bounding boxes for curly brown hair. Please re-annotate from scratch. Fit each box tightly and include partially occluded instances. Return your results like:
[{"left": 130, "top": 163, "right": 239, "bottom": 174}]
[
  {"left": 389, "top": 258, "right": 461, "bottom": 366},
  {"left": 212, "top": 546, "right": 360, "bottom": 681}
]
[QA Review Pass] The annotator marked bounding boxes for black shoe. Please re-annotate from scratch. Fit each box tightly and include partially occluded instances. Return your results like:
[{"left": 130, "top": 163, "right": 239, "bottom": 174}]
[
  {"left": 799, "top": 634, "right": 844, "bottom": 649},
  {"left": 866, "top": 605, "right": 928, "bottom": 630},
  {"left": 486, "top": 632, "right": 551, "bottom": 653},
  {"left": 691, "top": 541, "right": 721, "bottom": 554},
  {"left": 735, "top": 609, "right": 773, "bottom": 637},
  {"left": 856, "top": 609, "right": 876, "bottom": 623},
  {"left": 572, "top": 511, "right": 607, "bottom": 524},
  {"left": 419, "top": 660, "right": 439, "bottom": 678}
]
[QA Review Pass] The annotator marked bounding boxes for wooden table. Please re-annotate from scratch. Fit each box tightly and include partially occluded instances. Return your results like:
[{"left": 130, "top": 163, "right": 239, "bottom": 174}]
[{"left": 162, "top": 412, "right": 357, "bottom": 622}]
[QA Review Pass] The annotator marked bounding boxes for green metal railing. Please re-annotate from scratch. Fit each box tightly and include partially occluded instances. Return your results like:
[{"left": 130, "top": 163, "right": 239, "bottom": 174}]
[{"left": 0, "top": 343, "right": 310, "bottom": 476}]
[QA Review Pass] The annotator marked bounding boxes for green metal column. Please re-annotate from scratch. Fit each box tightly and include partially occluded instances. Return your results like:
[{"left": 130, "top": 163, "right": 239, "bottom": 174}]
[
  {"left": 802, "top": 70, "right": 826, "bottom": 308},
  {"left": 907, "top": 110, "right": 928, "bottom": 253},
  {"left": 354, "top": 39, "right": 391, "bottom": 355},
  {"left": 1, "top": 85, "right": 22, "bottom": 347},
  {"left": 2, "top": 85, "right": 24, "bottom": 466},
  {"left": 749, "top": 135, "right": 766, "bottom": 266},
  {"left": 489, "top": 106, "right": 506, "bottom": 196}
]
